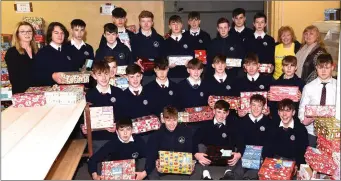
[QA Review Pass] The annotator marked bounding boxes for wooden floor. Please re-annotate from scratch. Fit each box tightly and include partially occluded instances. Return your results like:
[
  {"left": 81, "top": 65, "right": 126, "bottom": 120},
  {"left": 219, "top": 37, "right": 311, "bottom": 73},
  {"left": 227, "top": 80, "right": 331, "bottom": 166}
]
[{"left": 73, "top": 158, "right": 92, "bottom": 180}]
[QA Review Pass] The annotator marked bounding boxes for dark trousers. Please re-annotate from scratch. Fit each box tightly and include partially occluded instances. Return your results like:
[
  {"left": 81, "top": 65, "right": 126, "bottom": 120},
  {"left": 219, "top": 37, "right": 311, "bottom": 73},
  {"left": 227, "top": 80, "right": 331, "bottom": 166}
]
[
  {"left": 308, "top": 134, "right": 317, "bottom": 148},
  {"left": 192, "top": 160, "right": 244, "bottom": 180},
  {"left": 148, "top": 168, "right": 196, "bottom": 180}
]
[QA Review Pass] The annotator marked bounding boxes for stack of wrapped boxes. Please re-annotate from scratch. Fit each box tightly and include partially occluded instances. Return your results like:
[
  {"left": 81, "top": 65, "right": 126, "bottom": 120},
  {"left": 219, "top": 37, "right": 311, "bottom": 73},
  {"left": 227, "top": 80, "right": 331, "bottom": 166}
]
[
  {"left": 23, "top": 17, "right": 45, "bottom": 49},
  {"left": 1, "top": 34, "right": 13, "bottom": 110}
]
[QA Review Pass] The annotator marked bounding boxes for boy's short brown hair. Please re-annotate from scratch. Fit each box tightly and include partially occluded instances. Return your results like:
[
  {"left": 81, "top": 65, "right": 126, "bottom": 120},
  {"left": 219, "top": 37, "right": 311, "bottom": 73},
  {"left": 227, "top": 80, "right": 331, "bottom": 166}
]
[
  {"left": 278, "top": 98, "right": 295, "bottom": 111},
  {"left": 169, "top": 15, "right": 182, "bottom": 24},
  {"left": 154, "top": 58, "right": 169, "bottom": 70},
  {"left": 213, "top": 55, "right": 227, "bottom": 64},
  {"left": 126, "top": 64, "right": 142, "bottom": 75},
  {"left": 92, "top": 61, "right": 110, "bottom": 74},
  {"left": 316, "top": 53, "right": 333, "bottom": 66},
  {"left": 187, "top": 58, "right": 204, "bottom": 69},
  {"left": 214, "top": 100, "right": 230, "bottom": 111},
  {"left": 282, "top": 55, "right": 297, "bottom": 66},
  {"left": 163, "top": 106, "right": 178, "bottom": 119},
  {"left": 103, "top": 56, "right": 117, "bottom": 64},
  {"left": 244, "top": 52, "right": 259, "bottom": 64},
  {"left": 250, "top": 94, "right": 266, "bottom": 106},
  {"left": 139, "top": 10, "right": 154, "bottom": 20}
]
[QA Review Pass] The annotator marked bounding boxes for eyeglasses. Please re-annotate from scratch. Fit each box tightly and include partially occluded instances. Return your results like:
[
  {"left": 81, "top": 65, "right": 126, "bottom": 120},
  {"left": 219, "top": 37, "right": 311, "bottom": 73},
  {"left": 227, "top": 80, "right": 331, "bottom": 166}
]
[{"left": 19, "top": 31, "right": 33, "bottom": 35}]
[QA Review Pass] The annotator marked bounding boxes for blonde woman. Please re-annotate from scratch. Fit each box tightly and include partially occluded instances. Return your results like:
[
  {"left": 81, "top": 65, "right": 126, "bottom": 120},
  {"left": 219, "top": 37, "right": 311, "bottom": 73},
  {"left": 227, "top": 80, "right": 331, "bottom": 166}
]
[
  {"left": 296, "top": 25, "right": 327, "bottom": 83},
  {"left": 274, "top": 26, "right": 301, "bottom": 79},
  {"left": 4, "top": 21, "right": 38, "bottom": 93}
]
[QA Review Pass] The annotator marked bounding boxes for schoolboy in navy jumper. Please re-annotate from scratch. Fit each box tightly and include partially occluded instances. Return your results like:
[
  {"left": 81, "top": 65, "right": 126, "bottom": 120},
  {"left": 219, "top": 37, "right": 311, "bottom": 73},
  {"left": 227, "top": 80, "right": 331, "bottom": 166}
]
[
  {"left": 65, "top": 19, "right": 94, "bottom": 70},
  {"left": 229, "top": 8, "right": 254, "bottom": 49},
  {"left": 82, "top": 61, "right": 124, "bottom": 153},
  {"left": 183, "top": 11, "right": 211, "bottom": 51},
  {"left": 88, "top": 118, "right": 147, "bottom": 180},
  {"left": 99, "top": 7, "right": 134, "bottom": 49},
  {"left": 207, "top": 18, "right": 244, "bottom": 77},
  {"left": 163, "top": 15, "right": 195, "bottom": 82},
  {"left": 32, "top": 22, "right": 75, "bottom": 86},
  {"left": 95, "top": 23, "right": 133, "bottom": 66},
  {"left": 147, "top": 106, "right": 195, "bottom": 180},
  {"left": 268, "top": 99, "right": 309, "bottom": 166},
  {"left": 245, "top": 12, "right": 275, "bottom": 71},
  {"left": 193, "top": 100, "right": 244, "bottom": 180},
  {"left": 268, "top": 56, "right": 305, "bottom": 121},
  {"left": 238, "top": 95, "right": 272, "bottom": 180},
  {"left": 145, "top": 58, "right": 178, "bottom": 115},
  {"left": 236, "top": 53, "right": 272, "bottom": 93}
]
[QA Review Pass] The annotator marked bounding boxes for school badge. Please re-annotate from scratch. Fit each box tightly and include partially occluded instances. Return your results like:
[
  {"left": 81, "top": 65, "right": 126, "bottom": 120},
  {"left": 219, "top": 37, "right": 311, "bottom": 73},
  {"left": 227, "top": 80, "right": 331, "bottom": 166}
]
[
  {"left": 183, "top": 44, "right": 188, "bottom": 49},
  {"left": 230, "top": 47, "right": 234, "bottom": 51},
  {"left": 290, "top": 135, "right": 295, "bottom": 141},
  {"left": 263, "top": 42, "right": 267, "bottom": 46},
  {"left": 200, "top": 92, "right": 204, "bottom": 97},
  {"left": 84, "top": 51, "right": 89, "bottom": 56},
  {"left": 260, "top": 126, "right": 265, "bottom": 131},
  {"left": 119, "top": 53, "right": 125, "bottom": 59},
  {"left": 169, "top": 90, "right": 173, "bottom": 96},
  {"left": 153, "top": 41, "right": 159, "bottom": 47},
  {"left": 143, "top": 100, "right": 148, "bottom": 105},
  {"left": 67, "top": 56, "right": 71, "bottom": 60},
  {"left": 226, "top": 85, "right": 231, "bottom": 90},
  {"left": 222, "top": 133, "right": 227, "bottom": 138},
  {"left": 199, "top": 39, "right": 203, "bottom": 43},
  {"left": 111, "top": 97, "right": 116, "bottom": 103},
  {"left": 132, "top": 152, "right": 139, "bottom": 159},
  {"left": 259, "top": 85, "right": 264, "bottom": 89},
  {"left": 178, "top": 136, "right": 185, "bottom": 144}
]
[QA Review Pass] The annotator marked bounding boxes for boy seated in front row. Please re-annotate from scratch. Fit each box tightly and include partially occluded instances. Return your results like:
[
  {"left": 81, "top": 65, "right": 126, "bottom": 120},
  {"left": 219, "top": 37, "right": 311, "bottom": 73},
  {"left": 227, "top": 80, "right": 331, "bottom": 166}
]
[
  {"left": 238, "top": 95, "right": 272, "bottom": 180},
  {"left": 145, "top": 58, "right": 178, "bottom": 115},
  {"left": 193, "top": 100, "right": 244, "bottom": 180},
  {"left": 83, "top": 61, "right": 124, "bottom": 153},
  {"left": 146, "top": 106, "right": 195, "bottom": 180},
  {"left": 88, "top": 118, "right": 147, "bottom": 180}
]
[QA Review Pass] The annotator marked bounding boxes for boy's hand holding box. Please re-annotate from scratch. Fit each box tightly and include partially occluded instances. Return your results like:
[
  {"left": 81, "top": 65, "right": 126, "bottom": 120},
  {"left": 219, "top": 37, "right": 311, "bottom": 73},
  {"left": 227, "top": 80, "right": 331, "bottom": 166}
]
[
  {"left": 241, "top": 145, "right": 263, "bottom": 169},
  {"left": 158, "top": 151, "right": 195, "bottom": 175},
  {"left": 101, "top": 159, "right": 135, "bottom": 180},
  {"left": 269, "top": 86, "right": 299, "bottom": 102}
]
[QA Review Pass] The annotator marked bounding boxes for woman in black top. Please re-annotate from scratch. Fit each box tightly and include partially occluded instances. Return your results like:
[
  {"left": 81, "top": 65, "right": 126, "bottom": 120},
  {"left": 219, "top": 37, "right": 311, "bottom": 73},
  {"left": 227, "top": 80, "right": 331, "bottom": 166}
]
[{"left": 5, "top": 21, "right": 38, "bottom": 93}]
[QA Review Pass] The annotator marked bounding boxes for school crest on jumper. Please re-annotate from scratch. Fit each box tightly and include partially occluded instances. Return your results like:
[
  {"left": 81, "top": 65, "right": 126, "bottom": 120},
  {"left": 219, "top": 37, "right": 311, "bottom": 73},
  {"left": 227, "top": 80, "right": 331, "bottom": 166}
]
[
  {"left": 290, "top": 135, "right": 295, "bottom": 141},
  {"left": 84, "top": 51, "right": 89, "bottom": 56},
  {"left": 222, "top": 133, "right": 227, "bottom": 138},
  {"left": 153, "top": 41, "right": 159, "bottom": 47},
  {"left": 226, "top": 85, "right": 231, "bottom": 90},
  {"left": 199, "top": 39, "right": 203, "bottom": 43},
  {"left": 259, "top": 85, "right": 264, "bottom": 89},
  {"left": 200, "top": 92, "right": 204, "bottom": 97},
  {"left": 183, "top": 44, "right": 188, "bottom": 49},
  {"left": 132, "top": 152, "right": 139, "bottom": 158},
  {"left": 67, "top": 56, "right": 71, "bottom": 60},
  {"left": 260, "top": 126, "right": 265, "bottom": 131},
  {"left": 230, "top": 47, "right": 234, "bottom": 51},
  {"left": 143, "top": 100, "right": 148, "bottom": 105},
  {"left": 169, "top": 90, "right": 173, "bottom": 96},
  {"left": 111, "top": 97, "right": 116, "bottom": 103},
  {"left": 263, "top": 42, "right": 267, "bottom": 46},
  {"left": 119, "top": 53, "right": 125, "bottom": 59},
  {"left": 178, "top": 136, "right": 185, "bottom": 144}
]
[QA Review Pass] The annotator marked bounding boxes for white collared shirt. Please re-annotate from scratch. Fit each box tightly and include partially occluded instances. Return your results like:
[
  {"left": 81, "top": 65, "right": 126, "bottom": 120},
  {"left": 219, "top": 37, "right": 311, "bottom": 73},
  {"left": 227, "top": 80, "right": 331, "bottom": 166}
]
[
  {"left": 247, "top": 72, "right": 260, "bottom": 82},
  {"left": 190, "top": 28, "right": 200, "bottom": 36},
  {"left": 156, "top": 78, "right": 169, "bottom": 88},
  {"left": 141, "top": 29, "right": 152, "bottom": 37},
  {"left": 213, "top": 118, "right": 226, "bottom": 125},
  {"left": 118, "top": 27, "right": 126, "bottom": 34},
  {"left": 235, "top": 26, "right": 245, "bottom": 33},
  {"left": 187, "top": 77, "right": 201, "bottom": 86},
  {"left": 71, "top": 39, "right": 86, "bottom": 50},
  {"left": 214, "top": 73, "right": 227, "bottom": 83},
  {"left": 171, "top": 34, "right": 182, "bottom": 41},
  {"left": 117, "top": 134, "right": 134, "bottom": 143},
  {"left": 279, "top": 119, "right": 294, "bottom": 129},
  {"left": 107, "top": 41, "right": 118, "bottom": 50},
  {"left": 248, "top": 113, "right": 264, "bottom": 123},
  {"left": 254, "top": 31, "right": 266, "bottom": 39},
  {"left": 299, "top": 77, "right": 337, "bottom": 136},
  {"left": 129, "top": 85, "right": 143, "bottom": 95},
  {"left": 96, "top": 85, "right": 111, "bottom": 94},
  {"left": 50, "top": 42, "right": 62, "bottom": 51}
]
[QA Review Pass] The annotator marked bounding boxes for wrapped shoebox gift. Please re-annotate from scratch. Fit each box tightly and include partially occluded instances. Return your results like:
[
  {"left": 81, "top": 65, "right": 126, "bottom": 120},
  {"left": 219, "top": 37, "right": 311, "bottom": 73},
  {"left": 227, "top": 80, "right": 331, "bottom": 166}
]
[
  {"left": 242, "top": 145, "right": 263, "bottom": 169},
  {"left": 44, "top": 85, "right": 84, "bottom": 105},
  {"left": 258, "top": 157, "right": 295, "bottom": 180},
  {"left": 258, "top": 64, "right": 272, "bottom": 73},
  {"left": 317, "top": 134, "right": 340, "bottom": 156},
  {"left": 84, "top": 106, "right": 115, "bottom": 130},
  {"left": 141, "top": 58, "right": 155, "bottom": 71},
  {"left": 12, "top": 93, "right": 46, "bottom": 108},
  {"left": 132, "top": 115, "right": 161, "bottom": 134},
  {"left": 118, "top": 32, "right": 131, "bottom": 51},
  {"left": 168, "top": 55, "right": 193, "bottom": 66},
  {"left": 158, "top": 151, "right": 195, "bottom": 175},
  {"left": 314, "top": 118, "right": 340, "bottom": 140},
  {"left": 185, "top": 106, "right": 214, "bottom": 122},
  {"left": 101, "top": 159, "right": 135, "bottom": 180},
  {"left": 332, "top": 152, "right": 340, "bottom": 180},
  {"left": 1, "top": 34, "right": 13, "bottom": 51},
  {"left": 60, "top": 71, "right": 90, "bottom": 84},
  {"left": 269, "top": 86, "right": 299, "bottom": 102},
  {"left": 117, "top": 65, "right": 127, "bottom": 75},
  {"left": 240, "top": 91, "right": 269, "bottom": 113},
  {"left": 1, "top": 86, "right": 12, "bottom": 100},
  {"left": 304, "top": 147, "right": 337, "bottom": 175},
  {"left": 114, "top": 77, "right": 129, "bottom": 90},
  {"left": 194, "top": 50, "right": 207, "bottom": 64},
  {"left": 311, "top": 171, "right": 333, "bottom": 180},
  {"left": 160, "top": 112, "right": 190, "bottom": 123},
  {"left": 305, "top": 105, "right": 336, "bottom": 118},
  {"left": 1, "top": 68, "right": 9, "bottom": 81},
  {"left": 1, "top": 51, "right": 6, "bottom": 61},
  {"left": 226, "top": 58, "right": 242, "bottom": 67},
  {"left": 206, "top": 146, "right": 233, "bottom": 166},
  {"left": 208, "top": 95, "right": 240, "bottom": 110},
  {"left": 25, "top": 86, "right": 52, "bottom": 93},
  {"left": 298, "top": 164, "right": 313, "bottom": 180}
]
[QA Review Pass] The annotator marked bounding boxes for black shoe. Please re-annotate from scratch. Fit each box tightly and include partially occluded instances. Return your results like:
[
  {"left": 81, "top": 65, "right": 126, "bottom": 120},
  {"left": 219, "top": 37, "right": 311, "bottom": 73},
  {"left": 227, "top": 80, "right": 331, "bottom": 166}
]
[
  {"left": 219, "top": 171, "right": 235, "bottom": 180},
  {"left": 203, "top": 176, "right": 213, "bottom": 180}
]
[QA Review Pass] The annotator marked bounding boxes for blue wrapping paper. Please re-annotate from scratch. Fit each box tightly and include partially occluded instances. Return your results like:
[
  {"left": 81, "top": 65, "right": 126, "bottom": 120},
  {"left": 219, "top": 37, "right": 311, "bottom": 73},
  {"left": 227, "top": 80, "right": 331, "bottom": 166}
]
[{"left": 242, "top": 145, "right": 263, "bottom": 169}]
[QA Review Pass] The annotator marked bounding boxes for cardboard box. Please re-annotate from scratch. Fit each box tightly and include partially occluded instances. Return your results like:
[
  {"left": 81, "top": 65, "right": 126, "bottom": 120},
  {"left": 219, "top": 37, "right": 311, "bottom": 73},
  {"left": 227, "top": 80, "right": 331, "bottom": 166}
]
[
  {"left": 60, "top": 71, "right": 90, "bottom": 84},
  {"left": 269, "top": 86, "right": 299, "bottom": 102},
  {"left": 12, "top": 93, "right": 46, "bottom": 108},
  {"left": 160, "top": 112, "right": 190, "bottom": 123},
  {"left": 226, "top": 58, "right": 242, "bottom": 67},
  {"left": 132, "top": 115, "right": 161, "bottom": 134},
  {"left": 304, "top": 147, "right": 337, "bottom": 175},
  {"left": 305, "top": 105, "right": 336, "bottom": 118},
  {"left": 195, "top": 50, "right": 207, "bottom": 64},
  {"left": 240, "top": 91, "right": 269, "bottom": 113},
  {"left": 84, "top": 106, "right": 115, "bottom": 130},
  {"left": 168, "top": 55, "right": 193, "bottom": 66},
  {"left": 158, "top": 151, "right": 194, "bottom": 175},
  {"left": 258, "top": 158, "right": 295, "bottom": 180},
  {"left": 101, "top": 159, "right": 135, "bottom": 180},
  {"left": 258, "top": 64, "right": 272, "bottom": 73},
  {"left": 242, "top": 145, "right": 263, "bottom": 169},
  {"left": 208, "top": 95, "right": 240, "bottom": 110},
  {"left": 185, "top": 106, "right": 214, "bottom": 122},
  {"left": 117, "top": 66, "right": 127, "bottom": 75}
]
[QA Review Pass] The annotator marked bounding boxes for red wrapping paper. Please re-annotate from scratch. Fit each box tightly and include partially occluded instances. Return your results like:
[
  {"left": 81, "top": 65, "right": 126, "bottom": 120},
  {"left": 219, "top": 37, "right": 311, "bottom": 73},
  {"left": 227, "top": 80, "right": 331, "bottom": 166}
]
[
  {"left": 317, "top": 134, "right": 340, "bottom": 156},
  {"left": 195, "top": 50, "right": 207, "bottom": 64},
  {"left": 1, "top": 73, "right": 9, "bottom": 81},
  {"left": 304, "top": 146, "right": 337, "bottom": 175},
  {"left": 240, "top": 91, "right": 269, "bottom": 113},
  {"left": 140, "top": 58, "right": 155, "bottom": 71},
  {"left": 101, "top": 159, "right": 135, "bottom": 180},
  {"left": 1, "top": 51, "right": 6, "bottom": 61},
  {"left": 208, "top": 95, "right": 240, "bottom": 110},
  {"left": 269, "top": 86, "right": 299, "bottom": 102},
  {"left": 305, "top": 105, "right": 336, "bottom": 118},
  {"left": 132, "top": 115, "right": 161, "bottom": 134},
  {"left": 12, "top": 93, "right": 46, "bottom": 108},
  {"left": 185, "top": 106, "right": 214, "bottom": 122},
  {"left": 258, "top": 157, "right": 296, "bottom": 180}
]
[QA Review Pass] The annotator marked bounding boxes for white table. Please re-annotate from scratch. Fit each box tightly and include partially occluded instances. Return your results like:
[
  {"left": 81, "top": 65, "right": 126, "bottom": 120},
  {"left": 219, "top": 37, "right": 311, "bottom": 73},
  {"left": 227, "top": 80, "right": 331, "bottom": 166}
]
[{"left": 1, "top": 100, "right": 86, "bottom": 180}]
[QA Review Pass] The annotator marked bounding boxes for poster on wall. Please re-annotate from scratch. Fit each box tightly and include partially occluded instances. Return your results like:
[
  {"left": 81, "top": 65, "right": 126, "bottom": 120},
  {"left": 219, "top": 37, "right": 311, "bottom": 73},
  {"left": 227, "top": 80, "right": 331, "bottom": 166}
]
[
  {"left": 14, "top": 1, "right": 33, "bottom": 13},
  {"left": 100, "top": 3, "right": 115, "bottom": 15}
]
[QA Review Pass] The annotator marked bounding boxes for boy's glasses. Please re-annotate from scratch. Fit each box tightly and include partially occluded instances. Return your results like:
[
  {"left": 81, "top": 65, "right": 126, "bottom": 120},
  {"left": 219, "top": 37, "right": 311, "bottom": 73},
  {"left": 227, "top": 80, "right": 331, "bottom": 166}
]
[{"left": 19, "top": 31, "right": 33, "bottom": 35}]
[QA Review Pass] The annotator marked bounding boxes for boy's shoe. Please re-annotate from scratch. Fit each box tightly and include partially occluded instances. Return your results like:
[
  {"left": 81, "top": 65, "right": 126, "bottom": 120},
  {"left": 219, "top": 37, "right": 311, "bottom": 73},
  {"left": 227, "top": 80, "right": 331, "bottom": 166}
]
[
  {"left": 203, "top": 176, "right": 213, "bottom": 180},
  {"left": 219, "top": 170, "right": 235, "bottom": 180}
]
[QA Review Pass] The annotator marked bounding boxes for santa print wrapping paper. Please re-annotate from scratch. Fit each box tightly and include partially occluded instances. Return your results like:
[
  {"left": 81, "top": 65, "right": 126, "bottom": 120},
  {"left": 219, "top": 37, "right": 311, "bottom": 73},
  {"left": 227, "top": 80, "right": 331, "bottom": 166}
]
[
  {"left": 12, "top": 93, "right": 46, "bottom": 108},
  {"left": 226, "top": 58, "right": 242, "bottom": 67},
  {"left": 242, "top": 145, "right": 263, "bottom": 169},
  {"left": 305, "top": 105, "right": 336, "bottom": 118},
  {"left": 84, "top": 106, "right": 115, "bottom": 130},
  {"left": 317, "top": 134, "right": 340, "bottom": 156},
  {"left": 269, "top": 86, "right": 299, "bottom": 102},
  {"left": 101, "top": 159, "right": 135, "bottom": 180},
  {"left": 160, "top": 112, "right": 190, "bottom": 123},
  {"left": 314, "top": 118, "right": 340, "bottom": 140},
  {"left": 208, "top": 95, "right": 240, "bottom": 110},
  {"left": 240, "top": 92, "right": 269, "bottom": 113},
  {"left": 304, "top": 147, "right": 337, "bottom": 175},
  {"left": 258, "top": 64, "right": 272, "bottom": 73},
  {"left": 168, "top": 55, "right": 193, "bottom": 66},
  {"left": 117, "top": 66, "right": 127, "bottom": 75},
  {"left": 60, "top": 71, "right": 90, "bottom": 84},
  {"left": 158, "top": 151, "right": 195, "bottom": 175},
  {"left": 131, "top": 115, "right": 161, "bottom": 134},
  {"left": 195, "top": 50, "right": 207, "bottom": 64},
  {"left": 258, "top": 157, "right": 296, "bottom": 180},
  {"left": 185, "top": 106, "right": 214, "bottom": 122}
]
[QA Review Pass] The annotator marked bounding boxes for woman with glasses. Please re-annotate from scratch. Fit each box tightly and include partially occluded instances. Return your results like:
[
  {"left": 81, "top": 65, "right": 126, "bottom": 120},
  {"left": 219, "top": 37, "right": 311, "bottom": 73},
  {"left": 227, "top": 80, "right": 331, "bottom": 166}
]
[{"left": 4, "top": 21, "right": 38, "bottom": 93}]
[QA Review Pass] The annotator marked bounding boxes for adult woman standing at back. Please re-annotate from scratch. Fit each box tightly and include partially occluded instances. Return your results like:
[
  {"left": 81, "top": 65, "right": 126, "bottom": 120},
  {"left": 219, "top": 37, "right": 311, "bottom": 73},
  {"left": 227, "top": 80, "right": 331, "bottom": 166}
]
[{"left": 5, "top": 21, "right": 38, "bottom": 93}]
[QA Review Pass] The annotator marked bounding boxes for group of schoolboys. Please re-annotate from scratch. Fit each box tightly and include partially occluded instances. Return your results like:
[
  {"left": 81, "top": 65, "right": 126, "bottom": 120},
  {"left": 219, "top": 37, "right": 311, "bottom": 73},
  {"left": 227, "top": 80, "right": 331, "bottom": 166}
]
[{"left": 67, "top": 6, "right": 337, "bottom": 181}]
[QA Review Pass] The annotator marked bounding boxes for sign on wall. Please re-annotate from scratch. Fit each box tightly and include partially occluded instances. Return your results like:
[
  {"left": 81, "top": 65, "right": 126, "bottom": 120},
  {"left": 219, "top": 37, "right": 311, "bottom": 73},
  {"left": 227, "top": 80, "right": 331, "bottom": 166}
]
[
  {"left": 100, "top": 3, "right": 115, "bottom": 15},
  {"left": 14, "top": 1, "right": 33, "bottom": 13}
]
